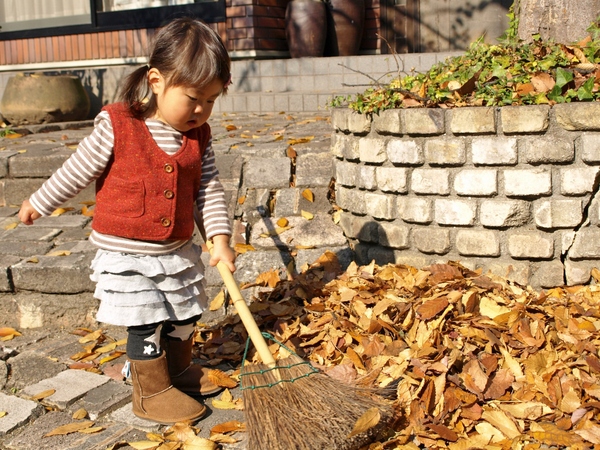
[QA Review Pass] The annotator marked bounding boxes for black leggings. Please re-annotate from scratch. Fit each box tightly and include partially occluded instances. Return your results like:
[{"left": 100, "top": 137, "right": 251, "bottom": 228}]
[{"left": 126, "top": 314, "right": 201, "bottom": 360}]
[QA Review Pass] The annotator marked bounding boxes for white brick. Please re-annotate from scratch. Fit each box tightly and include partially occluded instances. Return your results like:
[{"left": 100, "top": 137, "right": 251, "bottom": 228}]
[
  {"left": 560, "top": 167, "right": 599, "bottom": 195},
  {"left": 534, "top": 199, "right": 583, "bottom": 229},
  {"left": 435, "top": 199, "right": 476, "bottom": 226},
  {"left": 508, "top": 233, "right": 554, "bottom": 259},
  {"left": 501, "top": 105, "right": 550, "bottom": 133},
  {"left": 365, "top": 192, "right": 396, "bottom": 219},
  {"left": 358, "top": 165, "right": 377, "bottom": 190},
  {"left": 375, "top": 166, "right": 409, "bottom": 193},
  {"left": 411, "top": 169, "right": 450, "bottom": 195},
  {"left": 579, "top": 133, "right": 600, "bottom": 163},
  {"left": 454, "top": 169, "right": 497, "bottom": 196},
  {"left": 451, "top": 107, "right": 495, "bottom": 134},
  {"left": 359, "top": 137, "right": 387, "bottom": 163},
  {"left": 335, "top": 160, "right": 358, "bottom": 187},
  {"left": 504, "top": 169, "right": 552, "bottom": 197},
  {"left": 456, "top": 230, "right": 500, "bottom": 256},
  {"left": 403, "top": 108, "right": 445, "bottom": 135},
  {"left": 378, "top": 221, "right": 409, "bottom": 248},
  {"left": 412, "top": 228, "right": 451, "bottom": 254},
  {"left": 472, "top": 138, "right": 518, "bottom": 165},
  {"left": 398, "top": 197, "right": 433, "bottom": 224},
  {"left": 480, "top": 200, "right": 530, "bottom": 227},
  {"left": 336, "top": 186, "right": 366, "bottom": 214},
  {"left": 387, "top": 139, "right": 423, "bottom": 165},
  {"left": 425, "top": 138, "right": 466, "bottom": 166}
]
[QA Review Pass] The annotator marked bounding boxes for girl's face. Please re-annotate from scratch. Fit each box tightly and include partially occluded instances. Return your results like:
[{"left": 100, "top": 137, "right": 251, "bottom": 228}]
[{"left": 148, "top": 68, "right": 223, "bottom": 132}]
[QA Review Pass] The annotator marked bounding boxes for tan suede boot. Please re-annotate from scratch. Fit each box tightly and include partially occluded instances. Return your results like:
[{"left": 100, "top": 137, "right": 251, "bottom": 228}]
[
  {"left": 161, "top": 337, "right": 223, "bottom": 396},
  {"left": 130, "top": 351, "right": 206, "bottom": 424}
]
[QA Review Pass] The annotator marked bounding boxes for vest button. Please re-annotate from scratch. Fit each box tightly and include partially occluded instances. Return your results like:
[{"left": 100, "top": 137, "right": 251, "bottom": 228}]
[
  {"left": 164, "top": 164, "right": 174, "bottom": 173},
  {"left": 164, "top": 189, "right": 174, "bottom": 199},
  {"left": 161, "top": 218, "right": 171, "bottom": 227}
]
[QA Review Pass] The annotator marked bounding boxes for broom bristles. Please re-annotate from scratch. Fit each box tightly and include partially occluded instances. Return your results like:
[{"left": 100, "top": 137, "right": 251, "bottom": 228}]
[{"left": 241, "top": 355, "right": 394, "bottom": 450}]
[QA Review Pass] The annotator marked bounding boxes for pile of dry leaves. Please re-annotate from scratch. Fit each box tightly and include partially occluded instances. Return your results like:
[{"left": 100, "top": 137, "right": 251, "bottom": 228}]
[{"left": 196, "top": 252, "right": 600, "bottom": 449}]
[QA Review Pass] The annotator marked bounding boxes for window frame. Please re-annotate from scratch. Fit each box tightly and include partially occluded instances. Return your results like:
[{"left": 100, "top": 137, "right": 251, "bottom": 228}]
[{"left": 0, "top": 0, "right": 226, "bottom": 41}]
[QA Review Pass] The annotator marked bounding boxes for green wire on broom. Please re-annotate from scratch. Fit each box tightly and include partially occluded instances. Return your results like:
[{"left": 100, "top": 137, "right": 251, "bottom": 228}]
[{"left": 206, "top": 239, "right": 395, "bottom": 450}]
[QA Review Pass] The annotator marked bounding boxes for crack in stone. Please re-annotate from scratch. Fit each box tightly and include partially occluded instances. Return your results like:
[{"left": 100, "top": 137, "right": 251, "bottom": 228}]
[{"left": 561, "top": 168, "right": 600, "bottom": 277}]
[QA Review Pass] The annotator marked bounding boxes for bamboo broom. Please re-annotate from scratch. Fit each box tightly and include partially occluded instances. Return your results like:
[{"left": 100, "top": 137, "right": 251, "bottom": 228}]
[{"left": 206, "top": 240, "right": 394, "bottom": 450}]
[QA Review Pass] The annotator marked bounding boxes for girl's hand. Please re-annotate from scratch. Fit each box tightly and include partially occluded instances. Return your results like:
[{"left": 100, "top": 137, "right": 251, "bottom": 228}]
[
  {"left": 18, "top": 199, "right": 42, "bottom": 225},
  {"left": 208, "top": 234, "right": 236, "bottom": 273}
]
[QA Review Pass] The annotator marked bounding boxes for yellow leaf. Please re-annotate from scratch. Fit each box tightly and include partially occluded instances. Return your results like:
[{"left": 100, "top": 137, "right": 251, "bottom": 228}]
[
  {"left": 348, "top": 407, "right": 381, "bottom": 438},
  {"left": 209, "top": 433, "right": 239, "bottom": 444},
  {"left": 0, "top": 327, "right": 21, "bottom": 337},
  {"left": 259, "top": 226, "right": 292, "bottom": 237},
  {"left": 237, "top": 196, "right": 246, "bottom": 205},
  {"left": 78, "top": 426, "right": 104, "bottom": 434},
  {"left": 6, "top": 133, "right": 23, "bottom": 139},
  {"left": 27, "top": 256, "right": 39, "bottom": 263},
  {"left": 207, "top": 369, "right": 238, "bottom": 388},
  {"left": 210, "top": 420, "right": 246, "bottom": 435},
  {"left": 47, "top": 250, "right": 72, "bottom": 257},
  {"left": 182, "top": 436, "right": 217, "bottom": 450},
  {"left": 209, "top": 290, "right": 226, "bottom": 311},
  {"left": 72, "top": 408, "right": 88, "bottom": 419},
  {"left": 4, "top": 222, "right": 18, "bottom": 230},
  {"left": 44, "top": 420, "right": 95, "bottom": 436},
  {"left": 50, "top": 207, "right": 74, "bottom": 216},
  {"left": 481, "top": 408, "right": 521, "bottom": 439},
  {"left": 31, "top": 389, "right": 56, "bottom": 400},
  {"left": 95, "top": 342, "right": 117, "bottom": 353},
  {"left": 225, "top": 124, "right": 237, "bottom": 131},
  {"left": 479, "top": 296, "right": 511, "bottom": 319},
  {"left": 99, "top": 351, "right": 125, "bottom": 365},
  {"left": 79, "top": 329, "right": 104, "bottom": 344},
  {"left": 127, "top": 441, "right": 161, "bottom": 450},
  {"left": 301, "top": 210, "right": 314, "bottom": 220},
  {"left": 81, "top": 205, "right": 94, "bottom": 217},
  {"left": 0, "top": 411, "right": 7, "bottom": 418},
  {"left": 301, "top": 189, "right": 314, "bottom": 202},
  {"left": 287, "top": 136, "right": 314, "bottom": 145},
  {"left": 274, "top": 134, "right": 284, "bottom": 141},
  {"left": 276, "top": 217, "right": 289, "bottom": 227},
  {"left": 234, "top": 243, "right": 255, "bottom": 254}
]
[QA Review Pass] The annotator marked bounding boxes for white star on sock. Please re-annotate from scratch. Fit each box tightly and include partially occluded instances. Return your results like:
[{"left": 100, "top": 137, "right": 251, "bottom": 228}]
[{"left": 143, "top": 344, "right": 155, "bottom": 355}]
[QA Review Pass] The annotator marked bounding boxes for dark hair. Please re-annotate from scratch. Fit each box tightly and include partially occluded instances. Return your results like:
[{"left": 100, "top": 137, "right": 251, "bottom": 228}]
[{"left": 119, "top": 17, "right": 231, "bottom": 118}]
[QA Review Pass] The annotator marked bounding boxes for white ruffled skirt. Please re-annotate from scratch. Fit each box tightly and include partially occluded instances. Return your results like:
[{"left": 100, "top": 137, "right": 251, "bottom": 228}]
[{"left": 91, "top": 240, "right": 207, "bottom": 326}]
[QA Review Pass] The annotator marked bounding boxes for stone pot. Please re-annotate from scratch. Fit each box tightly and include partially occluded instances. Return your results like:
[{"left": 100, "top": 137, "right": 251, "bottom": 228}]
[
  {"left": 0, "top": 74, "right": 90, "bottom": 125},
  {"left": 285, "top": 0, "right": 328, "bottom": 58},
  {"left": 324, "top": 0, "right": 365, "bottom": 56}
]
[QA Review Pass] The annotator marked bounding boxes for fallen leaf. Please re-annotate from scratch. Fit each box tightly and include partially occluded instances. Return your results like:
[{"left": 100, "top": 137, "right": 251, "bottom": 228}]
[
  {"left": 72, "top": 408, "right": 88, "bottom": 419},
  {"left": 4, "top": 222, "right": 18, "bottom": 230},
  {"left": 276, "top": 217, "right": 289, "bottom": 227},
  {"left": 31, "top": 389, "right": 56, "bottom": 400},
  {"left": 234, "top": 243, "right": 255, "bottom": 254},
  {"left": 288, "top": 136, "right": 314, "bottom": 145},
  {"left": 47, "top": 250, "right": 72, "bottom": 257},
  {"left": 207, "top": 369, "right": 238, "bottom": 388},
  {"left": 348, "top": 407, "right": 381, "bottom": 438},
  {"left": 209, "top": 290, "right": 226, "bottom": 311},
  {"left": 51, "top": 207, "right": 74, "bottom": 216},
  {"left": 301, "top": 210, "right": 314, "bottom": 220},
  {"left": 127, "top": 441, "right": 160, "bottom": 450},
  {"left": 302, "top": 189, "right": 314, "bottom": 202},
  {"left": 45, "top": 420, "right": 95, "bottom": 436},
  {"left": 210, "top": 420, "right": 246, "bottom": 434}
]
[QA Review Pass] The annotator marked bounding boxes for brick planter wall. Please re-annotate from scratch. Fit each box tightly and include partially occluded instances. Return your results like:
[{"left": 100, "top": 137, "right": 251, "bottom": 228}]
[{"left": 331, "top": 103, "right": 600, "bottom": 289}]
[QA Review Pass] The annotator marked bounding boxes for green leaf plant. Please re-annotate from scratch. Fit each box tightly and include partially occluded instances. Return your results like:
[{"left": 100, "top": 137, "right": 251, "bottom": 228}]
[{"left": 330, "top": 7, "right": 600, "bottom": 114}]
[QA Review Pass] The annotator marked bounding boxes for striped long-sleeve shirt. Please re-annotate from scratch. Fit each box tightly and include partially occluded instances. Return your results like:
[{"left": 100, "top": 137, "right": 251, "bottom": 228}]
[{"left": 29, "top": 110, "right": 231, "bottom": 255}]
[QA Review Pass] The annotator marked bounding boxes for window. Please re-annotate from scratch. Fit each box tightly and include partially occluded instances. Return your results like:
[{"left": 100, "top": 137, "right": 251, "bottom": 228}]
[{"left": 0, "top": 0, "right": 225, "bottom": 40}]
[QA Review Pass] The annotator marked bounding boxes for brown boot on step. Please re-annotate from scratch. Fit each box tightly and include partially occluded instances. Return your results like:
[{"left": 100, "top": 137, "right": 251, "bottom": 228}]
[
  {"left": 130, "top": 351, "right": 206, "bottom": 424},
  {"left": 161, "top": 337, "right": 223, "bottom": 396}
]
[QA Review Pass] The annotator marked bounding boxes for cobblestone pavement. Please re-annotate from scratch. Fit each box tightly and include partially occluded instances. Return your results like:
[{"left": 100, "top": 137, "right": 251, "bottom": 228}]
[{"left": 0, "top": 110, "right": 346, "bottom": 449}]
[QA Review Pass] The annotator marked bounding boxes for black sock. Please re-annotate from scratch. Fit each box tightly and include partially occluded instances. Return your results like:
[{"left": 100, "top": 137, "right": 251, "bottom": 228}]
[{"left": 126, "top": 322, "right": 162, "bottom": 360}]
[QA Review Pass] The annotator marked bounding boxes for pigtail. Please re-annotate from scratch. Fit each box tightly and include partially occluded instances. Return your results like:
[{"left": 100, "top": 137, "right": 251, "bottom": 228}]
[{"left": 118, "top": 65, "right": 154, "bottom": 119}]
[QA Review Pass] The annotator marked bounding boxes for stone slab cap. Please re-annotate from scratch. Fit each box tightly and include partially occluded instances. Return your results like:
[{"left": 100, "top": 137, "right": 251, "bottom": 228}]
[
  {"left": 0, "top": 393, "right": 44, "bottom": 434},
  {"left": 22, "top": 369, "right": 111, "bottom": 409}
]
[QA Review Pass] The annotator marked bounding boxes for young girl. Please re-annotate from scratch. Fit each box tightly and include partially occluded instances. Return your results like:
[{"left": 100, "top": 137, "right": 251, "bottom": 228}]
[{"left": 18, "top": 17, "right": 235, "bottom": 425}]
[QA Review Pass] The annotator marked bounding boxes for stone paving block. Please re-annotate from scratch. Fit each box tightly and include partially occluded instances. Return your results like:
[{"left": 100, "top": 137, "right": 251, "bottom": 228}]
[
  {"left": 109, "top": 403, "right": 162, "bottom": 433},
  {"left": 11, "top": 252, "right": 95, "bottom": 293},
  {"left": 22, "top": 369, "right": 111, "bottom": 410},
  {"left": 69, "top": 381, "right": 131, "bottom": 420},
  {"left": 0, "top": 255, "right": 19, "bottom": 292},
  {"left": 0, "top": 241, "right": 54, "bottom": 257},
  {"left": 0, "top": 226, "right": 61, "bottom": 242},
  {"left": 27, "top": 215, "right": 91, "bottom": 229},
  {"left": 0, "top": 392, "right": 44, "bottom": 435},
  {"left": 0, "top": 360, "right": 7, "bottom": 389},
  {"left": 0, "top": 206, "right": 19, "bottom": 218},
  {"left": 296, "top": 152, "right": 334, "bottom": 187},
  {"left": 295, "top": 246, "right": 354, "bottom": 271},
  {"left": 5, "top": 351, "right": 67, "bottom": 390},
  {"left": 244, "top": 157, "right": 291, "bottom": 189},
  {"left": 7, "top": 144, "right": 69, "bottom": 177}
]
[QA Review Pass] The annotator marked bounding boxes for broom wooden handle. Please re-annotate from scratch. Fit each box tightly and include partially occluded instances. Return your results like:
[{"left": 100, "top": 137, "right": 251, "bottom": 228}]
[{"left": 206, "top": 240, "right": 277, "bottom": 368}]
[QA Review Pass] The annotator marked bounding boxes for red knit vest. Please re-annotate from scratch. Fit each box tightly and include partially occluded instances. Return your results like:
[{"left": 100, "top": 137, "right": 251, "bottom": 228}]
[{"left": 92, "top": 103, "right": 209, "bottom": 241}]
